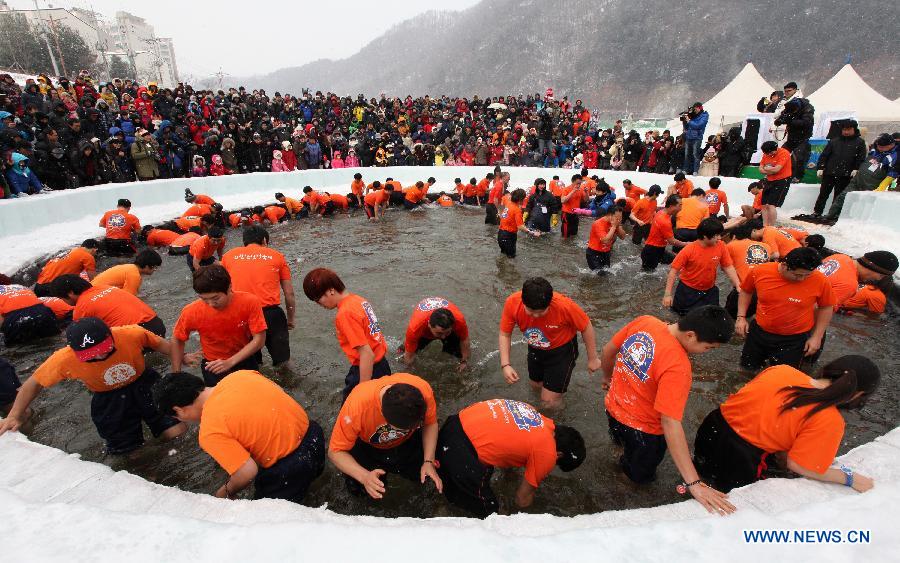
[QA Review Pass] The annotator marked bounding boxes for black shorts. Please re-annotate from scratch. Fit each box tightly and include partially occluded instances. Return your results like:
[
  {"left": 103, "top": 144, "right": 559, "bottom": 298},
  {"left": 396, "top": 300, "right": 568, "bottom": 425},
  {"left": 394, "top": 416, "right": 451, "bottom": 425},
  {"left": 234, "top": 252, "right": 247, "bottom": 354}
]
[
  {"left": 740, "top": 320, "right": 810, "bottom": 370},
  {"left": 484, "top": 203, "right": 499, "bottom": 225},
  {"left": 90, "top": 368, "right": 180, "bottom": 455},
  {"left": 607, "top": 411, "right": 667, "bottom": 483},
  {"left": 674, "top": 228, "right": 698, "bottom": 246},
  {"left": 343, "top": 356, "right": 392, "bottom": 402},
  {"left": 295, "top": 207, "right": 310, "bottom": 219},
  {"left": 138, "top": 316, "right": 167, "bottom": 338},
  {"left": 201, "top": 353, "right": 261, "bottom": 386},
  {"left": 693, "top": 407, "right": 769, "bottom": 493},
  {"left": 320, "top": 200, "right": 336, "bottom": 216},
  {"left": 528, "top": 211, "right": 551, "bottom": 233},
  {"left": 586, "top": 248, "right": 611, "bottom": 271},
  {"left": 254, "top": 420, "right": 327, "bottom": 503},
  {"left": 185, "top": 253, "right": 215, "bottom": 272},
  {"left": 497, "top": 229, "right": 517, "bottom": 258},
  {"left": 103, "top": 238, "right": 135, "bottom": 257},
  {"left": 640, "top": 244, "right": 675, "bottom": 271},
  {"left": 0, "top": 357, "right": 21, "bottom": 406},
  {"left": 1, "top": 303, "right": 60, "bottom": 346},
  {"left": 32, "top": 282, "right": 53, "bottom": 297},
  {"left": 631, "top": 223, "right": 651, "bottom": 245},
  {"left": 344, "top": 429, "right": 424, "bottom": 495},
  {"left": 402, "top": 199, "right": 422, "bottom": 211},
  {"left": 262, "top": 305, "right": 291, "bottom": 365},
  {"left": 527, "top": 337, "right": 578, "bottom": 394},
  {"left": 671, "top": 281, "right": 720, "bottom": 316},
  {"left": 415, "top": 332, "right": 462, "bottom": 358},
  {"left": 761, "top": 178, "right": 790, "bottom": 207},
  {"left": 364, "top": 204, "right": 376, "bottom": 219},
  {"left": 168, "top": 245, "right": 190, "bottom": 256},
  {"left": 436, "top": 414, "right": 498, "bottom": 518},
  {"left": 463, "top": 195, "right": 479, "bottom": 206},
  {"left": 561, "top": 212, "right": 579, "bottom": 238},
  {"left": 724, "top": 288, "right": 757, "bottom": 321}
]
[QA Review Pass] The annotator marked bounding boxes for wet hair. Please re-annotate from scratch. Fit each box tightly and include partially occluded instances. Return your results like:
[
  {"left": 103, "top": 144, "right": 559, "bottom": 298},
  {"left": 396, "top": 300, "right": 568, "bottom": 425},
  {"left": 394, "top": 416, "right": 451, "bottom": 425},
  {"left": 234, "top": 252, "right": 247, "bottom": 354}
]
[
  {"left": 747, "top": 182, "right": 761, "bottom": 192},
  {"left": 134, "top": 249, "right": 162, "bottom": 268},
  {"left": 779, "top": 355, "right": 880, "bottom": 419},
  {"left": 381, "top": 383, "right": 426, "bottom": 430},
  {"left": 691, "top": 188, "right": 706, "bottom": 197},
  {"left": 242, "top": 225, "right": 269, "bottom": 246},
  {"left": 415, "top": 181, "right": 424, "bottom": 188},
  {"left": 427, "top": 177, "right": 436, "bottom": 183},
  {"left": 275, "top": 192, "right": 285, "bottom": 199},
  {"left": 552, "top": 175, "right": 559, "bottom": 180},
  {"left": 535, "top": 177, "right": 547, "bottom": 187},
  {"left": 486, "top": 173, "right": 495, "bottom": 180},
  {"left": 596, "top": 178, "right": 611, "bottom": 193},
  {"left": 207, "top": 226, "right": 225, "bottom": 239},
  {"left": 729, "top": 223, "right": 753, "bottom": 240},
  {"left": 522, "top": 277, "right": 553, "bottom": 310},
  {"left": 117, "top": 198, "right": 131, "bottom": 208},
  {"left": 677, "top": 305, "right": 734, "bottom": 344},
  {"left": 81, "top": 238, "right": 101, "bottom": 249},
  {"left": 805, "top": 234, "right": 826, "bottom": 249},
  {"left": 453, "top": 178, "right": 461, "bottom": 184},
  {"left": 200, "top": 214, "right": 215, "bottom": 226},
  {"left": 708, "top": 177, "right": 721, "bottom": 188},
  {"left": 252, "top": 206, "right": 265, "bottom": 216},
  {"left": 510, "top": 188, "right": 526, "bottom": 203},
  {"left": 429, "top": 308, "right": 455, "bottom": 330},
  {"left": 353, "top": 173, "right": 362, "bottom": 180},
  {"left": 580, "top": 167, "right": 589, "bottom": 176},
  {"left": 664, "top": 194, "right": 681, "bottom": 208},
  {"left": 50, "top": 274, "right": 92, "bottom": 298},
  {"left": 784, "top": 247, "right": 822, "bottom": 271},
  {"left": 761, "top": 140, "right": 778, "bottom": 153},
  {"left": 384, "top": 183, "right": 395, "bottom": 192},
  {"left": 571, "top": 174, "right": 582, "bottom": 182},
  {"left": 372, "top": 181, "right": 382, "bottom": 189},
  {"left": 696, "top": 218, "right": 724, "bottom": 240},
  {"left": 623, "top": 179, "right": 632, "bottom": 185},
  {"left": 674, "top": 172, "right": 685, "bottom": 181},
  {"left": 152, "top": 372, "right": 205, "bottom": 416},
  {"left": 469, "top": 178, "right": 477, "bottom": 185},
  {"left": 192, "top": 264, "right": 231, "bottom": 294},
  {"left": 303, "top": 186, "right": 313, "bottom": 193},
  {"left": 554, "top": 425, "right": 586, "bottom": 472},
  {"left": 302, "top": 267, "right": 345, "bottom": 301}
]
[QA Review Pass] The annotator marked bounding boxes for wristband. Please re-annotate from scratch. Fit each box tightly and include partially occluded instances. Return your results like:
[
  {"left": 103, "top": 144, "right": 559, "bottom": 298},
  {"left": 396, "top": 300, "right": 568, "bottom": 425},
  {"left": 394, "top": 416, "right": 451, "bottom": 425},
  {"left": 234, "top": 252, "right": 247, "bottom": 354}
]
[
  {"left": 736, "top": 315, "right": 746, "bottom": 319},
  {"left": 501, "top": 363, "right": 511, "bottom": 368},
  {"left": 839, "top": 464, "right": 854, "bottom": 487},
  {"left": 676, "top": 479, "right": 703, "bottom": 494},
  {"left": 423, "top": 459, "right": 435, "bottom": 465}
]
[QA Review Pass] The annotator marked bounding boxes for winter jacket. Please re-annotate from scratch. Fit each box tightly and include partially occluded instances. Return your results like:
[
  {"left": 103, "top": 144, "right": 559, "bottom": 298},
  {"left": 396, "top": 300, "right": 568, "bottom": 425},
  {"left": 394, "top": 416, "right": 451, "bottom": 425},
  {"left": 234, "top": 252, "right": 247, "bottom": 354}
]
[
  {"left": 683, "top": 110, "right": 709, "bottom": 141},
  {"left": 32, "top": 138, "right": 72, "bottom": 189},
  {"left": 718, "top": 128, "right": 747, "bottom": 169},
  {"left": 775, "top": 98, "right": 815, "bottom": 145},
  {"left": 588, "top": 191, "right": 617, "bottom": 216},
  {"left": 818, "top": 133, "right": 867, "bottom": 177},
  {"left": 6, "top": 153, "right": 44, "bottom": 195},
  {"left": 131, "top": 137, "right": 160, "bottom": 180}
]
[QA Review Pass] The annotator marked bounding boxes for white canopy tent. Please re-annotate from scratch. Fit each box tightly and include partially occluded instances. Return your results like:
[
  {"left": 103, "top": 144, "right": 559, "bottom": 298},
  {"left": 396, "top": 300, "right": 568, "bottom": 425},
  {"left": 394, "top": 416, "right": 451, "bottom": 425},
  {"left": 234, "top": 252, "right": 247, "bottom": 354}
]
[{"left": 808, "top": 64, "right": 900, "bottom": 121}]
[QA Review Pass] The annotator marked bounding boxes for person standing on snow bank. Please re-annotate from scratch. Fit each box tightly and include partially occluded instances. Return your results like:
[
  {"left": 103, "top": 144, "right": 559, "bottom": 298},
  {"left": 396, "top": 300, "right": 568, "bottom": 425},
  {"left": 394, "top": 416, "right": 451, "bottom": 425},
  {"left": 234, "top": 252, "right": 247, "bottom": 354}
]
[{"left": 680, "top": 102, "right": 708, "bottom": 175}]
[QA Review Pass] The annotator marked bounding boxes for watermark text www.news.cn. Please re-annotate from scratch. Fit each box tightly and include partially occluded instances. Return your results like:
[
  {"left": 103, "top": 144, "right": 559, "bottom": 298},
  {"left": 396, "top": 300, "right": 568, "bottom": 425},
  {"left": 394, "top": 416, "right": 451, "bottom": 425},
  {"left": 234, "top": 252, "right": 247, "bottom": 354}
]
[{"left": 743, "top": 529, "right": 871, "bottom": 544}]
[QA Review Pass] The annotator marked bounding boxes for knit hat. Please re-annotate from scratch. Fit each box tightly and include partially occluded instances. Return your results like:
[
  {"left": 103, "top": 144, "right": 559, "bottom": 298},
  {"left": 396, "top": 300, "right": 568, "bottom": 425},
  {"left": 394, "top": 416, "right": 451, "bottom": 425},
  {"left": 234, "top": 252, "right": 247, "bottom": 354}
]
[
  {"left": 858, "top": 251, "right": 898, "bottom": 276},
  {"left": 874, "top": 133, "right": 894, "bottom": 147},
  {"left": 184, "top": 188, "right": 196, "bottom": 202}
]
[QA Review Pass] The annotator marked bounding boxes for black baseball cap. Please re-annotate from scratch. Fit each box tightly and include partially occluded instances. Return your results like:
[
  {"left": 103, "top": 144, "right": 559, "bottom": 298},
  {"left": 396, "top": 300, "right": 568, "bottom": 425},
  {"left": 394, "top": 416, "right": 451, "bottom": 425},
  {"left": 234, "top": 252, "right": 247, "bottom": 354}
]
[{"left": 66, "top": 317, "right": 113, "bottom": 361}]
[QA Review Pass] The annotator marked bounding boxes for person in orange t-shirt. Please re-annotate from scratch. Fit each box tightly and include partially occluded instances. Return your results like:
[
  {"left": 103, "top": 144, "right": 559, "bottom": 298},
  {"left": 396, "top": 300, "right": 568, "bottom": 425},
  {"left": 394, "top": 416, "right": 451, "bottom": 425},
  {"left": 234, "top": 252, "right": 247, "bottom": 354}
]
[
  {"left": 840, "top": 284, "right": 887, "bottom": 314},
  {"left": 695, "top": 357, "right": 880, "bottom": 493},
  {"left": 38, "top": 296, "right": 74, "bottom": 322},
  {"left": 629, "top": 185, "right": 663, "bottom": 244},
  {"left": 586, "top": 205, "right": 626, "bottom": 271},
  {"left": 152, "top": 370, "right": 326, "bottom": 503},
  {"left": 751, "top": 224, "right": 800, "bottom": 261},
  {"left": 34, "top": 239, "right": 100, "bottom": 296},
  {"left": 328, "top": 373, "right": 440, "bottom": 500},
  {"left": 0, "top": 318, "right": 186, "bottom": 453},
  {"left": 461, "top": 177, "right": 480, "bottom": 205},
  {"left": 601, "top": 308, "right": 736, "bottom": 514},
  {"left": 275, "top": 192, "right": 306, "bottom": 218},
  {"left": 185, "top": 189, "right": 216, "bottom": 206},
  {"left": 0, "top": 284, "right": 59, "bottom": 345},
  {"left": 623, "top": 179, "right": 647, "bottom": 200},
  {"left": 740, "top": 182, "right": 764, "bottom": 221},
  {"left": 183, "top": 203, "right": 212, "bottom": 218},
  {"left": 172, "top": 265, "right": 267, "bottom": 386},
  {"left": 350, "top": 173, "right": 366, "bottom": 201},
  {"left": 666, "top": 172, "right": 694, "bottom": 199},
  {"left": 735, "top": 248, "right": 835, "bottom": 370},
  {"left": 168, "top": 231, "right": 201, "bottom": 256},
  {"left": 758, "top": 141, "right": 792, "bottom": 225},
  {"left": 99, "top": 199, "right": 141, "bottom": 256},
  {"left": 51, "top": 274, "right": 165, "bottom": 336},
  {"left": 704, "top": 177, "right": 730, "bottom": 218},
  {"left": 559, "top": 174, "right": 584, "bottom": 239},
  {"left": 403, "top": 181, "right": 427, "bottom": 210},
  {"left": 674, "top": 188, "right": 711, "bottom": 243},
  {"left": 499, "top": 277, "right": 599, "bottom": 409},
  {"left": 303, "top": 268, "right": 390, "bottom": 400},
  {"left": 723, "top": 223, "right": 772, "bottom": 319},
  {"left": 475, "top": 173, "right": 493, "bottom": 201},
  {"left": 641, "top": 195, "right": 688, "bottom": 271},
  {"left": 222, "top": 226, "right": 294, "bottom": 370},
  {"left": 326, "top": 192, "right": 350, "bottom": 212},
  {"left": 363, "top": 184, "right": 393, "bottom": 221},
  {"left": 92, "top": 250, "right": 162, "bottom": 296},
  {"left": 144, "top": 227, "right": 180, "bottom": 248},
  {"left": 258, "top": 205, "right": 286, "bottom": 225},
  {"left": 302, "top": 186, "right": 334, "bottom": 216},
  {"left": 664, "top": 218, "right": 740, "bottom": 315},
  {"left": 498, "top": 189, "right": 541, "bottom": 258},
  {"left": 436, "top": 399, "right": 585, "bottom": 517},
  {"left": 187, "top": 227, "right": 226, "bottom": 272},
  {"left": 401, "top": 297, "right": 470, "bottom": 370},
  {"left": 817, "top": 251, "right": 897, "bottom": 309}
]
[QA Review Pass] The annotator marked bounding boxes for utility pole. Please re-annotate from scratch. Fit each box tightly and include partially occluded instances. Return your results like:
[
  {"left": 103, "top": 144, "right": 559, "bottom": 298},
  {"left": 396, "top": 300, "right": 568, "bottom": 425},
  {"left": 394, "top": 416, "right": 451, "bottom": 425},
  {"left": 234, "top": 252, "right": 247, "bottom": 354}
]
[
  {"left": 32, "top": 0, "right": 60, "bottom": 76},
  {"left": 46, "top": 9, "right": 67, "bottom": 76},
  {"left": 214, "top": 68, "right": 229, "bottom": 90},
  {"left": 88, "top": 4, "right": 111, "bottom": 81}
]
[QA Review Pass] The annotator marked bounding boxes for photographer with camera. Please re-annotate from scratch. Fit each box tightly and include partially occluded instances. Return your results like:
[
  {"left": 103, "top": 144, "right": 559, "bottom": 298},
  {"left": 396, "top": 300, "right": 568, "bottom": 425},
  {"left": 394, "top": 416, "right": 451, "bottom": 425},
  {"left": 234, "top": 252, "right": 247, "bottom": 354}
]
[
  {"left": 680, "top": 103, "right": 708, "bottom": 175},
  {"left": 773, "top": 94, "right": 815, "bottom": 183}
]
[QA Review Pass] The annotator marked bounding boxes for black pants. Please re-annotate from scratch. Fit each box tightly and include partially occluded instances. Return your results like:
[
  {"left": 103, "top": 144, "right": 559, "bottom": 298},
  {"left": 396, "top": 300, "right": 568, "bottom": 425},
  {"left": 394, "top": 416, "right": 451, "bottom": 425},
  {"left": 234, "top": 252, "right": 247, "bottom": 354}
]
[
  {"left": 561, "top": 212, "right": 579, "bottom": 238},
  {"left": 1, "top": 303, "right": 60, "bottom": 346},
  {"left": 674, "top": 228, "right": 698, "bottom": 248},
  {"left": 345, "top": 430, "right": 424, "bottom": 495},
  {"left": 484, "top": 203, "right": 499, "bottom": 224},
  {"left": 436, "top": 414, "right": 498, "bottom": 518},
  {"left": 607, "top": 411, "right": 667, "bottom": 483},
  {"left": 694, "top": 407, "right": 769, "bottom": 493},
  {"left": 402, "top": 199, "right": 422, "bottom": 211},
  {"left": 671, "top": 281, "right": 719, "bottom": 316},
  {"left": 201, "top": 354, "right": 261, "bottom": 386},
  {"left": 724, "top": 288, "right": 757, "bottom": 320},
  {"left": 527, "top": 211, "right": 551, "bottom": 233},
  {"left": 138, "top": 316, "right": 166, "bottom": 338},
  {"left": 0, "top": 357, "right": 21, "bottom": 406},
  {"left": 186, "top": 254, "right": 215, "bottom": 272},
  {"left": 262, "top": 305, "right": 291, "bottom": 365},
  {"left": 103, "top": 238, "right": 136, "bottom": 257},
  {"left": 416, "top": 332, "right": 462, "bottom": 358},
  {"left": 586, "top": 248, "right": 611, "bottom": 271},
  {"left": 463, "top": 195, "right": 480, "bottom": 206},
  {"left": 788, "top": 141, "right": 811, "bottom": 181},
  {"left": 497, "top": 229, "right": 517, "bottom": 258},
  {"left": 631, "top": 223, "right": 651, "bottom": 245},
  {"left": 90, "top": 368, "right": 180, "bottom": 454},
  {"left": 527, "top": 338, "right": 578, "bottom": 394},
  {"left": 343, "top": 356, "right": 392, "bottom": 402},
  {"left": 813, "top": 175, "right": 851, "bottom": 215},
  {"left": 640, "top": 244, "right": 675, "bottom": 271},
  {"left": 740, "top": 320, "right": 813, "bottom": 370},
  {"left": 254, "top": 420, "right": 326, "bottom": 503}
]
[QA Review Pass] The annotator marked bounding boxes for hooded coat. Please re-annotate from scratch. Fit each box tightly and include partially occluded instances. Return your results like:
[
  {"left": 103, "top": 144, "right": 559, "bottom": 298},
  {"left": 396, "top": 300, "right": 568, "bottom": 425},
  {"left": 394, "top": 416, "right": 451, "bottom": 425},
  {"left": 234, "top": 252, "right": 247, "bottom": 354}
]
[
  {"left": 818, "top": 125, "right": 867, "bottom": 177},
  {"left": 6, "top": 153, "right": 44, "bottom": 195}
]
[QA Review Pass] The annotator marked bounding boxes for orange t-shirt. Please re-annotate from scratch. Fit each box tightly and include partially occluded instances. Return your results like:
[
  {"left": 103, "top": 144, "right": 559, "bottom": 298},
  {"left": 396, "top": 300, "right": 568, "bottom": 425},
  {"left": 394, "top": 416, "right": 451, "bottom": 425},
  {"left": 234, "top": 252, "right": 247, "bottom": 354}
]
[
  {"left": 631, "top": 197, "right": 658, "bottom": 224},
  {"left": 221, "top": 244, "right": 290, "bottom": 307},
  {"left": 727, "top": 239, "right": 772, "bottom": 283},
  {"left": 459, "top": 399, "right": 557, "bottom": 487},
  {"left": 645, "top": 211, "right": 674, "bottom": 248},
  {"left": 588, "top": 217, "right": 615, "bottom": 252},
  {"left": 199, "top": 370, "right": 310, "bottom": 473},
  {"left": 171, "top": 232, "right": 200, "bottom": 248},
  {"left": 263, "top": 206, "right": 286, "bottom": 223},
  {"left": 146, "top": 228, "right": 180, "bottom": 247},
  {"left": 476, "top": 178, "right": 490, "bottom": 197},
  {"left": 841, "top": 285, "right": 886, "bottom": 313},
  {"left": 721, "top": 365, "right": 844, "bottom": 473},
  {"left": 604, "top": 315, "right": 692, "bottom": 435},
  {"left": 705, "top": 188, "right": 728, "bottom": 215},
  {"left": 779, "top": 227, "right": 808, "bottom": 244},
  {"left": 816, "top": 253, "right": 858, "bottom": 308},
  {"left": 73, "top": 285, "right": 157, "bottom": 327},
  {"left": 404, "top": 185, "right": 425, "bottom": 203},
  {"left": 673, "top": 179, "right": 694, "bottom": 198},
  {"left": 752, "top": 190, "right": 763, "bottom": 210},
  {"left": 0, "top": 285, "right": 41, "bottom": 315},
  {"left": 671, "top": 240, "right": 733, "bottom": 291},
  {"left": 183, "top": 203, "right": 212, "bottom": 218},
  {"left": 625, "top": 185, "right": 647, "bottom": 199},
  {"left": 561, "top": 183, "right": 584, "bottom": 214},
  {"left": 549, "top": 180, "right": 565, "bottom": 197},
  {"left": 31, "top": 325, "right": 161, "bottom": 392},
  {"left": 741, "top": 263, "right": 835, "bottom": 335},
  {"left": 499, "top": 202, "right": 524, "bottom": 233},
  {"left": 39, "top": 296, "right": 73, "bottom": 319},
  {"left": 500, "top": 291, "right": 589, "bottom": 350},
  {"left": 37, "top": 247, "right": 96, "bottom": 284},
  {"left": 174, "top": 216, "right": 202, "bottom": 232},
  {"left": 386, "top": 180, "right": 402, "bottom": 192},
  {"left": 329, "top": 193, "right": 349, "bottom": 209},
  {"left": 192, "top": 194, "right": 216, "bottom": 205},
  {"left": 438, "top": 195, "right": 454, "bottom": 207},
  {"left": 761, "top": 227, "right": 801, "bottom": 258},
  {"left": 173, "top": 291, "right": 267, "bottom": 360},
  {"left": 282, "top": 197, "right": 304, "bottom": 214},
  {"left": 92, "top": 264, "right": 143, "bottom": 295},
  {"left": 364, "top": 189, "right": 389, "bottom": 207},
  {"left": 189, "top": 235, "right": 225, "bottom": 261},
  {"left": 462, "top": 183, "right": 478, "bottom": 198},
  {"left": 329, "top": 373, "right": 437, "bottom": 452},
  {"left": 760, "top": 148, "right": 792, "bottom": 181},
  {"left": 675, "top": 197, "right": 710, "bottom": 230},
  {"left": 454, "top": 182, "right": 466, "bottom": 195},
  {"left": 302, "top": 190, "right": 328, "bottom": 209},
  {"left": 335, "top": 293, "right": 387, "bottom": 365},
  {"left": 404, "top": 297, "right": 469, "bottom": 352},
  {"left": 101, "top": 209, "right": 141, "bottom": 240},
  {"left": 350, "top": 179, "right": 365, "bottom": 197}
]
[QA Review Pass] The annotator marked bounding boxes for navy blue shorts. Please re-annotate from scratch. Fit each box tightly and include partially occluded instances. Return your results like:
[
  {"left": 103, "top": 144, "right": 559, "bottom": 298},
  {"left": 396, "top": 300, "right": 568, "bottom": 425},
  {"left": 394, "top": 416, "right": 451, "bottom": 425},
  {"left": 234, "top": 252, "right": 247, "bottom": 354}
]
[
  {"left": 586, "top": 248, "right": 611, "bottom": 271},
  {"left": 343, "top": 356, "right": 392, "bottom": 402},
  {"left": 201, "top": 353, "right": 261, "bottom": 387},
  {"left": 90, "top": 368, "right": 180, "bottom": 455},
  {"left": 186, "top": 254, "right": 215, "bottom": 272},
  {"left": 497, "top": 229, "right": 517, "bottom": 258},
  {"left": 527, "top": 337, "right": 578, "bottom": 394},
  {"left": 436, "top": 414, "right": 498, "bottom": 518},
  {"left": 607, "top": 411, "right": 667, "bottom": 483},
  {"left": 671, "top": 281, "right": 720, "bottom": 316},
  {"left": 344, "top": 428, "right": 424, "bottom": 496},
  {"left": 254, "top": 420, "right": 327, "bottom": 503},
  {"left": 138, "top": 316, "right": 167, "bottom": 338},
  {"left": 262, "top": 305, "right": 290, "bottom": 365},
  {"left": 0, "top": 357, "right": 21, "bottom": 406},
  {"left": 1, "top": 303, "right": 60, "bottom": 346}
]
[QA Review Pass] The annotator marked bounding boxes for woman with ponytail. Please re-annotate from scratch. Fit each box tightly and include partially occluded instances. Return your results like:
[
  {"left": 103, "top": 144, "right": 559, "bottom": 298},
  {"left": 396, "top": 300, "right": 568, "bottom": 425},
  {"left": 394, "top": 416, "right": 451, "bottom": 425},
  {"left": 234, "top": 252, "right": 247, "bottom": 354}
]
[{"left": 693, "top": 355, "right": 880, "bottom": 493}]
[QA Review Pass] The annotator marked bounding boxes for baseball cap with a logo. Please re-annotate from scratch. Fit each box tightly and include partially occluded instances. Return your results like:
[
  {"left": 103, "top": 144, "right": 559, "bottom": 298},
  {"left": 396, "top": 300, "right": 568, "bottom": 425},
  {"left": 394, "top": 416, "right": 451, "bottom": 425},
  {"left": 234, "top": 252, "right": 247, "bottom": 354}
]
[{"left": 66, "top": 317, "right": 114, "bottom": 361}]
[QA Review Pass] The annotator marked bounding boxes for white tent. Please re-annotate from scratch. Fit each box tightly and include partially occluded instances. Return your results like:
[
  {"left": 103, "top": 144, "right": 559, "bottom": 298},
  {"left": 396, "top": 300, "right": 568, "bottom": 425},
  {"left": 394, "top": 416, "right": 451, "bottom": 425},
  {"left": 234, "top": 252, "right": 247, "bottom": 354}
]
[
  {"left": 808, "top": 64, "right": 900, "bottom": 121},
  {"left": 666, "top": 62, "right": 775, "bottom": 134}
]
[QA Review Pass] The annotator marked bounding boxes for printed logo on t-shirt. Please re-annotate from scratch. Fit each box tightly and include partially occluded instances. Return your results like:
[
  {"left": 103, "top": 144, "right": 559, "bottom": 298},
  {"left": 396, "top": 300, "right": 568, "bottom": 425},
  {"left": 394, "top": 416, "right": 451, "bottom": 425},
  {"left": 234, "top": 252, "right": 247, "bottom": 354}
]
[
  {"left": 818, "top": 259, "right": 840, "bottom": 277},
  {"left": 0, "top": 284, "right": 28, "bottom": 295},
  {"left": 500, "top": 208, "right": 509, "bottom": 220},
  {"left": 369, "top": 423, "right": 410, "bottom": 445},
  {"left": 776, "top": 229, "right": 794, "bottom": 240},
  {"left": 503, "top": 400, "right": 544, "bottom": 431},
  {"left": 107, "top": 214, "right": 126, "bottom": 228},
  {"left": 619, "top": 331, "right": 655, "bottom": 382},
  {"left": 103, "top": 363, "right": 137, "bottom": 386},
  {"left": 417, "top": 297, "right": 449, "bottom": 312},
  {"left": 524, "top": 327, "right": 551, "bottom": 349},
  {"left": 705, "top": 193, "right": 719, "bottom": 205},
  {"left": 361, "top": 300, "right": 382, "bottom": 337},
  {"left": 746, "top": 244, "right": 769, "bottom": 265}
]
